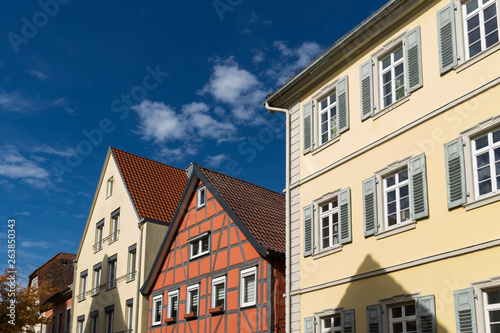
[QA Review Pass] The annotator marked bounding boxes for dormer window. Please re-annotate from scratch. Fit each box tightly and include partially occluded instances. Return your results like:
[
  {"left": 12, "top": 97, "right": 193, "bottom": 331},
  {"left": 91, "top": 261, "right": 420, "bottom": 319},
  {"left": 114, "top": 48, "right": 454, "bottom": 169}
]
[{"left": 197, "top": 187, "right": 206, "bottom": 208}]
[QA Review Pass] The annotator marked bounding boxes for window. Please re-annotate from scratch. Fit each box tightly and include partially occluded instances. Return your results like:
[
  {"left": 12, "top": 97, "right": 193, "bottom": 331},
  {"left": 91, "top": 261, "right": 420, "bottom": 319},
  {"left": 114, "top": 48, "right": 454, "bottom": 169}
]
[
  {"left": 90, "top": 311, "right": 98, "bottom": 333},
  {"left": 240, "top": 267, "right": 257, "bottom": 307},
  {"left": 94, "top": 220, "right": 104, "bottom": 253},
  {"left": 322, "top": 315, "right": 341, "bottom": 333},
  {"left": 93, "top": 263, "right": 102, "bottom": 295},
  {"left": 110, "top": 209, "right": 119, "bottom": 243},
  {"left": 212, "top": 276, "right": 226, "bottom": 309},
  {"left": 484, "top": 288, "right": 500, "bottom": 332},
  {"left": 389, "top": 303, "right": 417, "bottom": 333},
  {"left": 77, "top": 315, "right": 84, "bottom": 333},
  {"left": 107, "top": 255, "right": 117, "bottom": 289},
  {"left": 65, "top": 308, "right": 71, "bottom": 333},
  {"left": 187, "top": 284, "right": 199, "bottom": 315},
  {"left": 462, "top": 0, "right": 499, "bottom": 59},
  {"left": 167, "top": 290, "right": 179, "bottom": 320},
  {"left": 319, "top": 93, "right": 338, "bottom": 144},
  {"left": 127, "top": 244, "right": 136, "bottom": 281},
  {"left": 51, "top": 315, "right": 55, "bottom": 333},
  {"left": 319, "top": 199, "right": 339, "bottom": 250},
  {"left": 126, "top": 300, "right": 133, "bottom": 332},
  {"left": 379, "top": 47, "right": 405, "bottom": 109},
  {"left": 105, "top": 306, "right": 114, "bottom": 333},
  {"left": 461, "top": 276, "right": 500, "bottom": 332},
  {"left": 79, "top": 270, "right": 88, "bottom": 301},
  {"left": 306, "top": 309, "right": 354, "bottom": 333},
  {"left": 383, "top": 168, "right": 410, "bottom": 229},
  {"left": 57, "top": 312, "right": 62, "bottom": 333},
  {"left": 152, "top": 295, "right": 163, "bottom": 326},
  {"left": 472, "top": 128, "right": 500, "bottom": 197},
  {"left": 31, "top": 276, "right": 38, "bottom": 288},
  {"left": 197, "top": 186, "right": 206, "bottom": 208},
  {"left": 190, "top": 233, "right": 210, "bottom": 259},
  {"left": 106, "top": 177, "right": 114, "bottom": 197}
]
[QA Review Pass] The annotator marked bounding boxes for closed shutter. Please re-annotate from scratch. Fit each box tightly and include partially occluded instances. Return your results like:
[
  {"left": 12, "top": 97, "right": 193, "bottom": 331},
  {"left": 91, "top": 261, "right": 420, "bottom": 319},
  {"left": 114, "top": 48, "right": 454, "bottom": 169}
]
[
  {"left": 444, "top": 138, "right": 467, "bottom": 209},
  {"left": 337, "top": 76, "right": 350, "bottom": 134},
  {"left": 363, "top": 176, "right": 378, "bottom": 237},
  {"left": 366, "top": 305, "right": 381, "bottom": 333},
  {"left": 244, "top": 275, "right": 255, "bottom": 303},
  {"left": 360, "top": 59, "right": 374, "bottom": 121},
  {"left": 410, "top": 154, "right": 429, "bottom": 220},
  {"left": 303, "top": 205, "right": 314, "bottom": 257},
  {"left": 339, "top": 187, "right": 352, "bottom": 244},
  {"left": 417, "top": 295, "right": 436, "bottom": 333},
  {"left": 405, "top": 26, "right": 423, "bottom": 93},
  {"left": 454, "top": 288, "right": 477, "bottom": 333},
  {"left": 303, "top": 101, "right": 313, "bottom": 154},
  {"left": 341, "top": 309, "right": 355, "bottom": 333},
  {"left": 304, "top": 316, "right": 315, "bottom": 333},
  {"left": 437, "top": 3, "right": 458, "bottom": 74}
]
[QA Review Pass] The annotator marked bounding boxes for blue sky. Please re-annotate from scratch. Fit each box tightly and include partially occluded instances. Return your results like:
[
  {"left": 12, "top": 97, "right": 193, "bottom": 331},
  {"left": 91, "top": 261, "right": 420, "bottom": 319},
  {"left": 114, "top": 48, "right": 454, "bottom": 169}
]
[{"left": 0, "top": 0, "right": 388, "bottom": 284}]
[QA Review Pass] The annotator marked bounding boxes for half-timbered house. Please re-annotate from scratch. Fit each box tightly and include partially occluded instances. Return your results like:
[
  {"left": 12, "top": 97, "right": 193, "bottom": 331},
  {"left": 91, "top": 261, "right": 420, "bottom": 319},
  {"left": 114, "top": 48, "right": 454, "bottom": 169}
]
[{"left": 141, "top": 164, "right": 286, "bottom": 333}]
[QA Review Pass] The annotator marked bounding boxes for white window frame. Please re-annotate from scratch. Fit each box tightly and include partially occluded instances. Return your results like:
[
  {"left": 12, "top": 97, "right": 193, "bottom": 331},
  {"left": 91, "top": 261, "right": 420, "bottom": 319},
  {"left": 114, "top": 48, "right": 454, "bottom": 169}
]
[
  {"left": 95, "top": 224, "right": 103, "bottom": 252},
  {"left": 319, "top": 198, "right": 340, "bottom": 251},
  {"left": 318, "top": 92, "right": 338, "bottom": 145},
  {"left": 471, "top": 127, "right": 500, "bottom": 197},
  {"left": 471, "top": 275, "right": 500, "bottom": 333},
  {"left": 106, "top": 177, "right": 114, "bottom": 198},
  {"left": 383, "top": 167, "right": 411, "bottom": 229},
  {"left": 80, "top": 273, "right": 87, "bottom": 300},
  {"left": 240, "top": 267, "right": 257, "bottom": 308},
  {"left": 189, "top": 232, "right": 210, "bottom": 259},
  {"left": 314, "top": 307, "right": 344, "bottom": 333},
  {"left": 462, "top": 0, "right": 500, "bottom": 59},
  {"left": 126, "top": 302, "right": 133, "bottom": 332},
  {"left": 93, "top": 267, "right": 101, "bottom": 295},
  {"left": 77, "top": 318, "right": 84, "bottom": 333},
  {"left": 110, "top": 214, "right": 119, "bottom": 243},
  {"left": 197, "top": 186, "right": 207, "bottom": 208},
  {"left": 379, "top": 46, "right": 406, "bottom": 110},
  {"left": 108, "top": 259, "right": 117, "bottom": 289},
  {"left": 187, "top": 284, "right": 200, "bottom": 315},
  {"left": 311, "top": 79, "right": 340, "bottom": 152},
  {"left": 380, "top": 293, "right": 421, "bottom": 333},
  {"left": 152, "top": 295, "right": 163, "bottom": 326},
  {"left": 128, "top": 247, "right": 136, "bottom": 282},
  {"left": 212, "top": 276, "right": 226, "bottom": 309},
  {"left": 167, "top": 290, "right": 179, "bottom": 319},
  {"left": 388, "top": 302, "right": 417, "bottom": 333},
  {"left": 105, "top": 309, "right": 113, "bottom": 333}
]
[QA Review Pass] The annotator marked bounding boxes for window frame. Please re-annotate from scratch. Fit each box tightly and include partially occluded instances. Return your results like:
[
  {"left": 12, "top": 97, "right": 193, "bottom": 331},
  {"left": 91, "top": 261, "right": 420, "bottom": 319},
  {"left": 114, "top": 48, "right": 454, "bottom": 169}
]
[
  {"left": 77, "top": 315, "right": 85, "bottom": 333},
  {"left": 380, "top": 292, "right": 421, "bottom": 333},
  {"left": 90, "top": 311, "right": 98, "bottom": 333},
  {"left": 93, "top": 265, "right": 101, "bottom": 295},
  {"left": 471, "top": 275, "right": 500, "bottom": 332},
  {"left": 313, "top": 307, "right": 344, "bottom": 333},
  {"left": 189, "top": 232, "right": 210, "bottom": 260},
  {"left": 383, "top": 167, "right": 411, "bottom": 229},
  {"left": 240, "top": 267, "right": 257, "bottom": 308},
  {"left": 80, "top": 271, "right": 88, "bottom": 301},
  {"left": 187, "top": 284, "right": 200, "bottom": 315},
  {"left": 197, "top": 186, "right": 207, "bottom": 208},
  {"left": 95, "top": 221, "right": 104, "bottom": 253},
  {"left": 317, "top": 195, "right": 340, "bottom": 252},
  {"left": 126, "top": 300, "right": 133, "bottom": 332},
  {"left": 107, "top": 256, "right": 117, "bottom": 290},
  {"left": 127, "top": 244, "right": 137, "bottom": 282},
  {"left": 152, "top": 295, "right": 163, "bottom": 326},
  {"left": 167, "top": 289, "right": 179, "bottom": 320},
  {"left": 211, "top": 276, "right": 226, "bottom": 309},
  {"left": 311, "top": 79, "right": 340, "bottom": 152},
  {"left": 105, "top": 307, "right": 114, "bottom": 333},
  {"left": 106, "top": 176, "right": 114, "bottom": 198},
  {"left": 110, "top": 212, "right": 119, "bottom": 244},
  {"left": 65, "top": 307, "right": 71, "bottom": 333}
]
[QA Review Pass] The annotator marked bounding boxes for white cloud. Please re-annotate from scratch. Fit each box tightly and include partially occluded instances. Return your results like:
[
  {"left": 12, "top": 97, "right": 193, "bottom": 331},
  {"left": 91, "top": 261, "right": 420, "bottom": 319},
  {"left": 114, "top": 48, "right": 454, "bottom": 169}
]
[
  {"left": 252, "top": 49, "right": 266, "bottom": 64},
  {"left": 27, "top": 69, "right": 49, "bottom": 81},
  {"left": 32, "top": 145, "right": 76, "bottom": 157},
  {"left": 14, "top": 212, "right": 30, "bottom": 216},
  {"left": 155, "top": 146, "right": 197, "bottom": 163},
  {"left": 20, "top": 241, "right": 51, "bottom": 249},
  {"left": 0, "top": 90, "right": 67, "bottom": 113},
  {"left": 266, "top": 40, "right": 323, "bottom": 85},
  {"left": 204, "top": 154, "right": 230, "bottom": 168},
  {"left": 0, "top": 147, "right": 52, "bottom": 189}
]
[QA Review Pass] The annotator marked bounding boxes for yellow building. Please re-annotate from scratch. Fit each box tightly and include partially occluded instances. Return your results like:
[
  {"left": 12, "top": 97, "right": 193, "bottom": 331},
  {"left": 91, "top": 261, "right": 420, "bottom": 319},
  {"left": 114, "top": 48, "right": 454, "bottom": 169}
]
[
  {"left": 264, "top": 0, "right": 500, "bottom": 332},
  {"left": 70, "top": 147, "right": 187, "bottom": 333}
]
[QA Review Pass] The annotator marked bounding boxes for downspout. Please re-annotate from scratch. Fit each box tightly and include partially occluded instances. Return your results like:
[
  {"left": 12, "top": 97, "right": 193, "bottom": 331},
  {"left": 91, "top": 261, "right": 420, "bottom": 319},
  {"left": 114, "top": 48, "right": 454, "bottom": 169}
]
[
  {"left": 265, "top": 102, "right": 290, "bottom": 333},
  {"left": 135, "top": 219, "right": 146, "bottom": 333},
  {"left": 71, "top": 260, "right": 77, "bottom": 333}
]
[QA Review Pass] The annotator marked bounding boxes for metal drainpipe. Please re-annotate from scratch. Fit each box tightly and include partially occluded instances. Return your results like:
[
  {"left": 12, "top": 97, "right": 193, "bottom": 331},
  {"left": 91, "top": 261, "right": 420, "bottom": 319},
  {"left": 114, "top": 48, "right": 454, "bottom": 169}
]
[
  {"left": 135, "top": 219, "right": 146, "bottom": 333},
  {"left": 71, "top": 260, "right": 77, "bottom": 333},
  {"left": 265, "top": 102, "right": 290, "bottom": 333}
]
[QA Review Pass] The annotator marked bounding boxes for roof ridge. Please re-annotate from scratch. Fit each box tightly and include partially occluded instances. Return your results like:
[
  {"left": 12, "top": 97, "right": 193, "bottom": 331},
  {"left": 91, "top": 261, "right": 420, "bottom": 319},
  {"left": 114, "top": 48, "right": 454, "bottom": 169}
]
[
  {"left": 110, "top": 147, "right": 187, "bottom": 173},
  {"left": 29, "top": 252, "right": 76, "bottom": 278}
]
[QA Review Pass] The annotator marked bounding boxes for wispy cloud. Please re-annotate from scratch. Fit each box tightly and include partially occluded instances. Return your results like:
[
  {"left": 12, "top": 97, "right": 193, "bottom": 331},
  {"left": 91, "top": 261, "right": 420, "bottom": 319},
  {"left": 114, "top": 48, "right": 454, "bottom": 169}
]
[
  {"left": 32, "top": 145, "right": 76, "bottom": 157},
  {"left": 14, "top": 211, "right": 30, "bottom": 216},
  {"left": 27, "top": 69, "right": 49, "bottom": 81},
  {"left": 0, "top": 90, "right": 67, "bottom": 113},
  {"left": 0, "top": 147, "right": 52, "bottom": 189},
  {"left": 204, "top": 154, "right": 230, "bottom": 168},
  {"left": 155, "top": 145, "right": 197, "bottom": 163},
  {"left": 251, "top": 49, "right": 266, "bottom": 64},
  {"left": 20, "top": 241, "right": 51, "bottom": 249}
]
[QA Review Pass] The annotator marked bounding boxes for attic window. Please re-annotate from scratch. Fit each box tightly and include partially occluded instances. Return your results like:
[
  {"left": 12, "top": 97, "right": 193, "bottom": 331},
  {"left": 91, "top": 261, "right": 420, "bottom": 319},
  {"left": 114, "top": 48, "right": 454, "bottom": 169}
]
[
  {"left": 107, "top": 177, "right": 114, "bottom": 198},
  {"left": 189, "top": 232, "right": 210, "bottom": 259},
  {"left": 197, "top": 187, "right": 207, "bottom": 208}
]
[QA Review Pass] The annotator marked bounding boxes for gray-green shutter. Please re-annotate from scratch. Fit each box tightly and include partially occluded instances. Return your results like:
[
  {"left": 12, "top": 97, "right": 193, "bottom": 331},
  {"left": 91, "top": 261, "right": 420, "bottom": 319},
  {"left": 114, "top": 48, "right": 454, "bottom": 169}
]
[
  {"left": 366, "top": 304, "right": 381, "bottom": 333},
  {"left": 303, "top": 205, "right": 314, "bottom": 257},
  {"left": 363, "top": 176, "right": 378, "bottom": 237},
  {"left": 410, "top": 154, "right": 429, "bottom": 220},
  {"left": 454, "top": 288, "right": 477, "bottom": 333},
  {"left": 437, "top": 3, "right": 458, "bottom": 75},
  {"left": 417, "top": 295, "right": 436, "bottom": 333},
  {"left": 303, "top": 101, "right": 313, "bottom": 154},
  {"left": 305, "top": 316, "right": 315, "bottom": 333},
  {"left": 360, "top": 59, "right": 374, "bottom": 121},
  {"left": 341, "top": 309, "right": 355, "bottom": 333},
  {"left": 405, "top": 26, "right": 423, "bottom": 93},
  {"left": 444, "top": 138, "right": 467, "bottom": 209},
  {"left": 337, "top": 76, "right": 350, "bottom": 134},
  {"left": 339, "top": 187, "right": 352, "bottom": 244}
]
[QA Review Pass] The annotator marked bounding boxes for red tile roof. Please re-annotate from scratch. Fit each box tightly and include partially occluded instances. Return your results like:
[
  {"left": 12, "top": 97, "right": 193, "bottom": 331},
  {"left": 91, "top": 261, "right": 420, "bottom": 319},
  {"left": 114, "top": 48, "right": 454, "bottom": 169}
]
[
  {"left": 111, "top": 147, "right": 188, "bottom": 223},
  {"left": 199, "top": 166, "right": 286, "bottom": 254}
]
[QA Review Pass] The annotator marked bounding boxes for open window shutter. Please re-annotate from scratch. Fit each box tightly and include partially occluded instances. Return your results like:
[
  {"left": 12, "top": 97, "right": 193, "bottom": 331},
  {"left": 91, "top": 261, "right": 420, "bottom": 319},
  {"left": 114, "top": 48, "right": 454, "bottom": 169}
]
[
  {"left": 444, "top": 138, "right": 467, "bottom": 209},
  {"left": 363, "top": 176, "right": 378, "bottom": 237},
  {"left": 454, "top": 288, "right": 477, "bottom": 333},
  {"left": 303, "top": 101, "right": 313, "bottom": 154},
  {"left": 366, "top": 305, "right": 381, "bottom": 333},
  {"left": 303, "top": 205, "right": 314, "bottom": 257},
  {"left": 410, "top": 154, "right": 429, "bottom": 220},
  {"left": 341, "top": 309, "right": 355, "bottom": 333},
  {"left": 437, "top": 3, "right": 458, "bottom": 75},
  {"left": 337, "top": 76, "right": 350, "bottom": 134},
  {"left": 360, "top": 59, "right": 374, "bottom": 121},
  {"left": 339, "top": 187, "right": 352, "bottom": 244},
  {"left": 417, "top": 295, "right": 436, "bottom": 333},
  {"left": 304, "top": 316, "right": 315, "bottom": 333},
  {"left": 405, "top": 26, "right": 423, "bottom": 93}
]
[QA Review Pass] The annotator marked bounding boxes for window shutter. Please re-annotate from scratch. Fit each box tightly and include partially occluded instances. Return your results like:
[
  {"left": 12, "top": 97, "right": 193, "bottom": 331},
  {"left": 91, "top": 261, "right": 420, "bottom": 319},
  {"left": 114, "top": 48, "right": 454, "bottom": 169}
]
[
  {"left": 341, "top": 309, "right": 355, "bottom": 333},
  {"left": 303, "top": 101, "right": 313, "bottom": 154},
  {"left": 454, "top": 288, "right": 477, "bottom": 333},
  {"left": 337, "top": 75, "right": 350, "bottom": 134},
  {"left": 437, "top": 3, "right": 458, "bottom": 75},
  {"left": 410, "top": 154, "right": 429, "bottom": 220},
  {"left": 366, "top": 305, "right": 381, "bottom": 333},
  {"left": 405, "top": 26, "right": 423, "bottom": 93},
  {"left": 417, "top": 295, "right": 436, "bottom": 333},
  {"left": 444, "top": 138, "right": 467, "bottom": 209},
  {"left": 303, "top": 205, "right": 314, "bottom": 257},
  {"left": 304, "top": 316, "right": 315, "bottom": 333},
  {"left": 339, "top": 187, "right": 352, "bottom": 244},
  {"left": 363, "top": 176, "right": 378, "bottom": 237},
  {"left": 360, "top": 59, "right": 374, "bottom": 121}
]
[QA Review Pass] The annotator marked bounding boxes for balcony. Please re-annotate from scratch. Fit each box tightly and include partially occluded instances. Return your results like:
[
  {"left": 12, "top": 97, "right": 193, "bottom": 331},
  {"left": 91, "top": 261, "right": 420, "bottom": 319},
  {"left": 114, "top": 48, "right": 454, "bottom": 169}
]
[
  {"left": 74, "top": 271, "right": 136, "bottom": 301},
  {"left": 103, "top": 230, "right": 120, "bottom": 245},
  {"left": 92, "top": 240, "right": 103, "bottom": 253}
]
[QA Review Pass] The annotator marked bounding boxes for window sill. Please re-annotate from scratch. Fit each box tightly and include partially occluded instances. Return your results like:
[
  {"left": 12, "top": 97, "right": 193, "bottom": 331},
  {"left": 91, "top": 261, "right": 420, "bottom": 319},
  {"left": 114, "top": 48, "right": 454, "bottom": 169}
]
[
  {"left": 311, "top": 136, "right": 340, "bottom": 155},
  {"left": 456, "top": 42, "right": 500, "bottom": 74},
  {"left": 372, "top": 95, "right": 410, "bottom": 121},
  {"left": 240, "top": 302, "right": 256, "bottom": 309},
  {"left": 164, "top": 317, "right": 176, "bottom": 324},
  {"left": 208, "top": 306, "right": 225, "bottom": 315},
  {"left": 184, "top": 312, "right": 197, "bottom": 320},
  {"left": 376, "top": 221, "right": 416, "bottom": 240},
  {"left": 465, "top": 191, "right": 500, "bottom": 211},
  {"left": 312, "top": 245, "right": 342, "bottom": 260}
]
